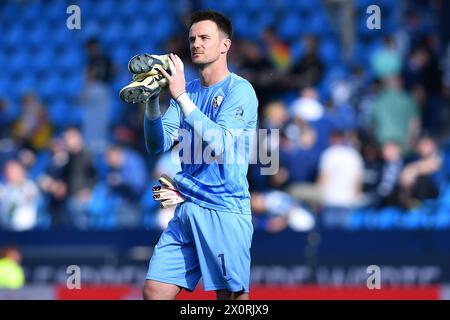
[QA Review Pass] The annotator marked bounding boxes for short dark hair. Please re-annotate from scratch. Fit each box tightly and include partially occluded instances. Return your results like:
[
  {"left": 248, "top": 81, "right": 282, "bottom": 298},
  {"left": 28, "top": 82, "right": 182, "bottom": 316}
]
[{"left": 189, "top": 10, "right": 233, "bottom": 40}]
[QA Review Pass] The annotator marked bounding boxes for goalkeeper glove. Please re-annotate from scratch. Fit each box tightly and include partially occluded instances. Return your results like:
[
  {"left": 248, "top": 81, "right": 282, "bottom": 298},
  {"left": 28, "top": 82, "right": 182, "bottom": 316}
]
[{"left": 152, "top": 174, "right": 185, "bottom": 209}]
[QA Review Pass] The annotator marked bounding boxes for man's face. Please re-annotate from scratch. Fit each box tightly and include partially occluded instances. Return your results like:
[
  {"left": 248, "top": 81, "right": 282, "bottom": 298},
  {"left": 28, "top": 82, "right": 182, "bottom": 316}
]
[{"left": 189, "top": 20, "right": 227, "bottom": 66}]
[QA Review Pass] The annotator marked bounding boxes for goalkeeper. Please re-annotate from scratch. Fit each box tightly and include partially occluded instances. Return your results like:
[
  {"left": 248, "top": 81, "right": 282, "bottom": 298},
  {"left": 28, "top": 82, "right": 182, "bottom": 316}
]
[{"left": 123, "top": 10, "right": 258, "bottom": 300}]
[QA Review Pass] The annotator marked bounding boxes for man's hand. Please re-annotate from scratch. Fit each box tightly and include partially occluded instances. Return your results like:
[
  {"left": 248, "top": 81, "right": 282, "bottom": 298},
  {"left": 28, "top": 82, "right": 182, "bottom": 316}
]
[{"left": 157, "top": 53, "right": 186, "bottom": 100}]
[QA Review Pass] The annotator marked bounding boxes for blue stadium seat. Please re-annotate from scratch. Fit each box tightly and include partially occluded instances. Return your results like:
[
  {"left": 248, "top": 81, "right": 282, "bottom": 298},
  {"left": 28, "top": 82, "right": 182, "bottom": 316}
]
[
  {"left": 22, "top": 2, "right": 42, "bottom": 24},
  {"left": 31, "top": 46, "right": 55, "bottom": 71},
  {"left": 45, "top": 2, "right": 67, "bottom": 21},
  {"left": 36, "top": 195, "right": 52, "bottom": 230},
  {"left": 57, "top": 49, "right": 84, "bottom": 72},
  {"left": 376, "top": 207, "right": 402, "bottom": 229},
  {"left": 3, "top": 24, "right": 26, "bottom": 49},
  {"left": 61, "top": 73, "right": 83, "bottom": 100},
  {"left": 277, "top": 12, "right": 303, "bottom": 41},
  {"left": 346, "top": 208, "right": 369, "bottom": 230},
  {"left": 102, "top": 20, "right": 126, "bottom": 48},
  {"left": 434, "top": 209, "right": 450, "bottom": 229},
  {"left": 305, "top": 13, "right": 333, "bottom": 37},
  {"left": 88, "top": 182, "right": 119, "bottom": 230},
  {"left": 203, "top": 0, "right": 240, "bottom": 15},
  {"left": 93, "top": 0, "right": 116, "bottom": 20},
  {"left": 362, "top": 209, "right": 380, "bottom": 230},
  {"left": 8, "top": 49, "right": 30, "bottom": 74},
  {"left": 255, "top": 11, "right": 275, "bottom": 30},
  {"left": 0, "top": 76, "right": 9, "bottom": 97},
  {"left": 289, "top": 41, "right": 305, "bottom": 62},
  {"left": 117, "top": 0, "right": 141, "bottom": 18},
  {"left": 319, "top": 37, "right": 340, "bottom": 65},
  {"left": 15, "top": 75, "right": 37, "bottom": 97},
  {"left": 242, "top": 0, "right": 267, "bottom": 13},
  {"left": 139, "top": 0, "right": 170, "bottom": 20},
  {"left": 233, "top": 12, "right": 259, "bottom": 39},
  {"left": 401, "top": 209, "right": 429, "bottom": 230},
  {"left": 110, "top": 46, "right": 132, "bottom": 68}
]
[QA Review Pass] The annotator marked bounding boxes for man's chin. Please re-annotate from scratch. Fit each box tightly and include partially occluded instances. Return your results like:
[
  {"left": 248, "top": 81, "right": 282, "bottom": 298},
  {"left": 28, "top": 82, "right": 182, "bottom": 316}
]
[{"left": 192, "top": 59, "right": 208, "bottom": 67}]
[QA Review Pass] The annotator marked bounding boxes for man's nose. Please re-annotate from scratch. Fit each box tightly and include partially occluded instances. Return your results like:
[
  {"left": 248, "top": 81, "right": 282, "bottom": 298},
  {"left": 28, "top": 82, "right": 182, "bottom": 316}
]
[{"left": 192, "top": 38, "right": 202, "bottom": 49}]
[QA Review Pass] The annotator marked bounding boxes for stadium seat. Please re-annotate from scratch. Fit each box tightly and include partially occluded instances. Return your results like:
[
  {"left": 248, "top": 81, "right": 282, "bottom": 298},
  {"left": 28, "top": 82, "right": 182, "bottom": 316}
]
[
  {"left": 233, "top": 12, "right": 258, "bottom": 39},
  {"left": 377, "top": 207, "right": 402, "bottom": 229},
  {"left": 346, "top": 208, "right": 369, "bottom": 230},
  {"left": 306, "top": 13, "right": 334, "bottom": 37},
  {"left": 434, "top": 209, "right": 450, "bottom": 229},
  {"left": 401, "top": 208, "right": 429, "bottom": 230},
  {"left": 88, "top": 182, "right": 119, "bottom": 230},
  {"left": 242, "top": 0, "right": 267, "bottom": 13},
  {"left": 319, "top": 37, "right": 341, "bottom": 65},
  {"left": 277, "top": 12, "right": 303, "bottom": 42},
  {"left": 33, "top": 48, "right": 56, "bottom": 74}
]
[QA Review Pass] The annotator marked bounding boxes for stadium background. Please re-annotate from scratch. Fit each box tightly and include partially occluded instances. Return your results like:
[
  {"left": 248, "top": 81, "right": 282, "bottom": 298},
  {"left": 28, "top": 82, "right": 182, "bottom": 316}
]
[{"left": 1, "top": 0, "right": 450, "bottom": 299}]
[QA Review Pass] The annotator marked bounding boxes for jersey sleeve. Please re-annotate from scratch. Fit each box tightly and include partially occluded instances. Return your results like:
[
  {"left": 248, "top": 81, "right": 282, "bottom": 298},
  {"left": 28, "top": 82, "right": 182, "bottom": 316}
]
[{"left": 144, "top": 98, "right": 181, "bottom": 154}]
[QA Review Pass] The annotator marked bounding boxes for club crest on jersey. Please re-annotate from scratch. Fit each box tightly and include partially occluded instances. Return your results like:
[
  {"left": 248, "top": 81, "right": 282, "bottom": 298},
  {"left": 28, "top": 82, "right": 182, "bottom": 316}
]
[{"left": 212, "top": 95, "right": 224, "bottom": 109}]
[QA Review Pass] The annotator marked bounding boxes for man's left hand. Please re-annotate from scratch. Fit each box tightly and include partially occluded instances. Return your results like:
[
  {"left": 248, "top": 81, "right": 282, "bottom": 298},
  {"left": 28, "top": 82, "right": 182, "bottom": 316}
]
[{"left": 157, "top": 53, "right": 186, "bottom": 100}]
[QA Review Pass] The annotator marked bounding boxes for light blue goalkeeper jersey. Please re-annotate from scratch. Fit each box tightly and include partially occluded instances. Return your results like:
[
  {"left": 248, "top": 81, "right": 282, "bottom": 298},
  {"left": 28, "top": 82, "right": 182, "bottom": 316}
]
[{"left": 144, "top": 73, "right": 258, "bottom": 214}]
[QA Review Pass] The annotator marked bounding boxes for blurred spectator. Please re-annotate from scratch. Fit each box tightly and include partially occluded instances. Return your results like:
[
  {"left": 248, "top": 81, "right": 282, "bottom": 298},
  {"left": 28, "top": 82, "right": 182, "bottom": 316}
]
[
  {"left": 0, "top": 160, "right": 39, "bottom": 231},
  {"left": 318, "top": 130, "right": 364, "bottom": 228},
  {"left": 85, "top": 38, "right": 115, "bottom": 84},
  {"left": 290, "top": 87, "right": 324, "bottom": 123},
  {"left": 261, "top": 101, "right": 289, "bottom": 130},
  {"left": 38, "top": 138, "right": 70, "bottom": 227},
  {"left": 238, "top": 40, "right": 276, "bottom": 108},
  {"left": 0, "top": 246, "right": 25, "bottom": 289},
  {"left": 371, "top": 36, "right": 403, "bottom": 79},
  {"left": 280, "top": 118, "right": 320, "bottom": 207},
  {"left": 290, "top": 87, "right": 335, "bottom": 151},
  {"left": 399, "top": 134, "right": 442, "bottom": 208},
  {"left": 0, "top": 98, "right": 16, "bottom": 138},
  {"left": 360, "top": 138, "right": 383, "bottom": 206},
  {"left": 251, "top": 191, "right": 315, "bottom": 233},
  {"left": 404, "top": 36, "right": 444, "bottom": 134},
  {"left": 290, "top": 35, "right": 325, "bottom": 89},
  {"left": 376, "top": 141, "right": 404, "bottom": 208},
  {"left": 81, "top": 38, "right": 114, "bottom": 154},
  {"left": 62, "top": 128, "right": 97, "bottom": 229},
  {"left": 105, "top": 145, "right": 147, "bottom": 228},
  {"left": 261, "top": 27, "right": 292, "bottom": 72},
  {"left": 371, "top": 76, "right": 420, "bottom": 154},
  {"left": 11, "top": 93, "right": 52, "bottom": 151}
]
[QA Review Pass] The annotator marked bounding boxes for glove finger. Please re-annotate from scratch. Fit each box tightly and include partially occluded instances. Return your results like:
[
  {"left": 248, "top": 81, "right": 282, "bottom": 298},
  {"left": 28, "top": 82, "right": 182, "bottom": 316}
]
[
  {"left": 160, "top": 197, "right": 184, "bottom": 209},
  {"left": 159, "top": 174, "right": 176, "bottom": 189}
]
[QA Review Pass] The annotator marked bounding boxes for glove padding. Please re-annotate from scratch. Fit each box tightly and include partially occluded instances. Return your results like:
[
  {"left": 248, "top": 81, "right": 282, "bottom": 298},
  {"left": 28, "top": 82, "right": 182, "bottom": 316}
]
[{"left": 152, "top": 174, "right": 185, "bottom": 209}]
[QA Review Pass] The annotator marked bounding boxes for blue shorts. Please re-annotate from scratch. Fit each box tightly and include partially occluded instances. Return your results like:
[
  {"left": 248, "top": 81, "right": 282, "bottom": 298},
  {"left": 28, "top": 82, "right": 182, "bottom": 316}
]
[{"left": 146, "top": 201, "right": 253, "bottom": 293}]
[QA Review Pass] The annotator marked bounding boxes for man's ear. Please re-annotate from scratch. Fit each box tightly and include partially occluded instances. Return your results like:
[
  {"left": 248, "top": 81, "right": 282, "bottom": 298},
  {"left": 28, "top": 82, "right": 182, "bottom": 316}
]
[{"left": 221, "top": 38, "right": 231, "bottom": 54}]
